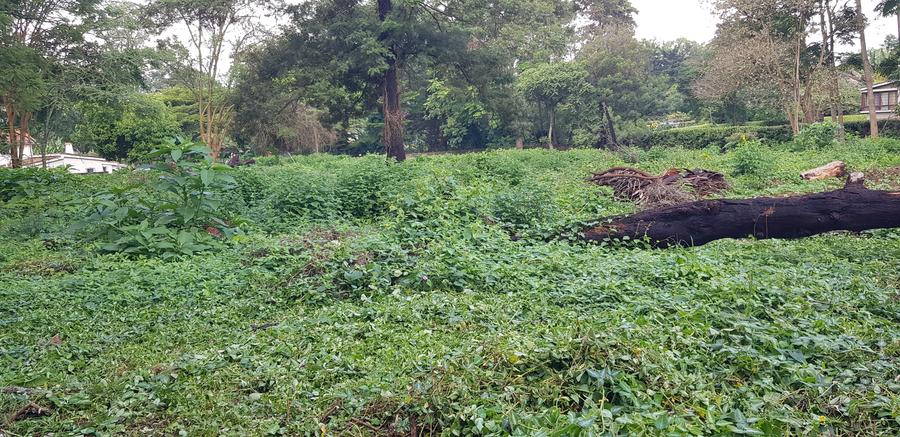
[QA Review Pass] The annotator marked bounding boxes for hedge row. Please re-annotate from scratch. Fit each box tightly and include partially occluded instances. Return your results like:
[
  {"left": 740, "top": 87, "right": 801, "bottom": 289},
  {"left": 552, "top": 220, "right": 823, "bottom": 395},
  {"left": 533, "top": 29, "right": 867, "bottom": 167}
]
[
  {"left": 842, "top": 119, "right": 900, "bottom": 138},
  {"left": 637, "top": 125, "right": 794, "bottom": 149}
]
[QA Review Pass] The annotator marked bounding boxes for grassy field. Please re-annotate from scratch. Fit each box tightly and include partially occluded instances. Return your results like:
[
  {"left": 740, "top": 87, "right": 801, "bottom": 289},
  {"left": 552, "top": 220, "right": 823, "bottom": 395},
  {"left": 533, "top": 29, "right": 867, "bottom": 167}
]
[{"left": 1, "top": 140, "right": 899, "bottom": 435}]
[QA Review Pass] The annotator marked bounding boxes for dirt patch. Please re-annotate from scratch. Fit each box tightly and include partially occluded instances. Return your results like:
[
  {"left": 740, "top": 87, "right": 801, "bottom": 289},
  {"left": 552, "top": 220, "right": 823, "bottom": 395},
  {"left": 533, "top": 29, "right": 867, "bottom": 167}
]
[
  {"left": 278, "top": 228, "right": 360, "bottom": 286},
  {"left": 6, "top": 402, "right": 51, "bottom": 424},
  {"left": 125, "top": 414, "right": 173, "bottom": 436},
  {"left": 346, "top": 398, "right": 423, "bottom": 437},
  {"left": 865, "top": 166, "right": 900, "bottom": 189},
  {"left": 10, "top": 259, "right": 76, "bottom": 276}
]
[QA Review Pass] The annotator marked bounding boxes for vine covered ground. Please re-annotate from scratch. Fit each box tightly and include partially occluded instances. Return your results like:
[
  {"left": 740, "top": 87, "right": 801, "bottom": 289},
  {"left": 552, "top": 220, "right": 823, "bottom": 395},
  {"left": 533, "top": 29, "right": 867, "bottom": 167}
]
[{"left": 1, "top": 141, "right": 899, "bottom": 435}]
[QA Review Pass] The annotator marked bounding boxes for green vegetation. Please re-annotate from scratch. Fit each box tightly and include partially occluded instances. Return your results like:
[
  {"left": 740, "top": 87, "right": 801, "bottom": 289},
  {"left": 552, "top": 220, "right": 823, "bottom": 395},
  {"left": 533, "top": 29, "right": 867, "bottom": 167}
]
[
  {"left": 643, "top": 125, "right": 794, "bottom": 150},
  {"left": 72, "top": 96, "right": 181, "bottom": 162},
  {"left": 2, "top": 0, "right": 900, "bottom": 434},
  {"left": 2, "top": 142, "right": 899, "bottom": 435}
]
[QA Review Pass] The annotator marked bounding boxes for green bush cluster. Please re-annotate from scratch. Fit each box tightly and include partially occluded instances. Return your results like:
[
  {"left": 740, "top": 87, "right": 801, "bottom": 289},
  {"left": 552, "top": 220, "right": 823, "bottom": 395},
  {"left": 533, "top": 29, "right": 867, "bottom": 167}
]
[
  {"left": 639, "top": 125, "right": 793, "bottom": 149},
  {"left": 791, "top": 121, "right": 839, "bottom": 150},
  {"left": 75, "top": 143, "right": 240, "bottom": 258},
  {"left": 730, "top": 139, "right": 775, "bottom": 179}
]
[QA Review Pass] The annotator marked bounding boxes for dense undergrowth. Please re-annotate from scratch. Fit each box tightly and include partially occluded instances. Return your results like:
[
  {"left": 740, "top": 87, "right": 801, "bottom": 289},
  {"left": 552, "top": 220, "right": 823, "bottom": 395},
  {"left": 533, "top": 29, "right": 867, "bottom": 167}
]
[{"left": 1, "top": 140, "right": 899, "bottom": 435}]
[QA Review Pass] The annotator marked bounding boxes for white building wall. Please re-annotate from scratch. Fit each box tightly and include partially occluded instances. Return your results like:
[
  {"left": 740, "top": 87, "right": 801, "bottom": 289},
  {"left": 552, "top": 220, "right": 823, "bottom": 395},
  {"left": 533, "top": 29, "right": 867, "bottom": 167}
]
[{"left": 47, "top": 155, "right": 127, "bottom": 174}]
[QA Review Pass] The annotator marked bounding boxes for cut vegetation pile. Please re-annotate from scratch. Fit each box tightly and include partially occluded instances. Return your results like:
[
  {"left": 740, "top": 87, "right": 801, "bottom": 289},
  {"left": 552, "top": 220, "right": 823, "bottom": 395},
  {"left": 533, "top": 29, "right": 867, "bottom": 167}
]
[
  {"left": 588, "top": 167, "right": 729, "bottom": 207},
  {"left": 1, "top": 140, "right": 900, "bottom": 435}
]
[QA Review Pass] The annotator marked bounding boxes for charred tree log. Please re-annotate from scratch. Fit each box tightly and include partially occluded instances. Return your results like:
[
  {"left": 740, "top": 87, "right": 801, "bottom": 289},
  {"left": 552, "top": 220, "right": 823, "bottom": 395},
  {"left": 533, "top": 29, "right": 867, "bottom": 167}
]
[{"left": 581, "top": 185, "right": 900, "bottom": 248}]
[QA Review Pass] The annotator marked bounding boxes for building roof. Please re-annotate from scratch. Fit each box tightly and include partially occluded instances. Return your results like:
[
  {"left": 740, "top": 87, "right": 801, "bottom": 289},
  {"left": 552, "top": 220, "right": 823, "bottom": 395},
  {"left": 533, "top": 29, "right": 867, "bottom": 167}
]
[{"left": 859, "top": 80, "right": 899, "bottom": 92}]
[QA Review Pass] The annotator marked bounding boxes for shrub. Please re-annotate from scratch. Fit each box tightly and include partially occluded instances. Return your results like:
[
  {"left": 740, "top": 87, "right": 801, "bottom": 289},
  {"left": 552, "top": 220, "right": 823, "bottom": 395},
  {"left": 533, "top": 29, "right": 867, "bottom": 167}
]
[
  {"left": 254, "top": 155, "right": 283, "bottom": 166},
  {"left": 730, "top": 139, "right": 775, "bottom": 178},
  {"left": 471, "top": 152, "right": 527, "bottom": 185},
  {"left": 226, "top": 168, "right": 267, "bottom": 213},
  {"left": 77, "top": 142, "right": 239, "bottom": 258},
  {"left": 618, "top": 146, "right": 643, "bottom": 164},
  {"left": 792, "top": 122, "right": 839, "bottom": 150},
  {"left": 616, "top": 120, "right": 654, "bottom": 146}
]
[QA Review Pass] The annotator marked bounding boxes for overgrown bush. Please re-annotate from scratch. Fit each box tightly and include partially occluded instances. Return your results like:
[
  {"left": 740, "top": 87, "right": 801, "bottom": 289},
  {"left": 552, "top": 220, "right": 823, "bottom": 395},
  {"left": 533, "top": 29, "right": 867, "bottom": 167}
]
[
  {"left": 254, "top": 155, "right": 283, "bottom": 166},
  {"left": 77, "top": 142, "right": 240, "bottom": 258},
  {"left": 336, "top": 156, "right": 398, "bottom": 218},
  {"left": 792, "top": 121, "right": 839, "bottom": 150},
  {"left": 470, "top": 152, "right": 527, "bottom": 185},
  {"left": 730, "top": 139, "right": 775, "bottom": 179},
  {"left": 265, "top": 170, "right": 339, "bottom": 220},
  {"left": 618, "top": 146, "right": 643, "bottom": 164}
]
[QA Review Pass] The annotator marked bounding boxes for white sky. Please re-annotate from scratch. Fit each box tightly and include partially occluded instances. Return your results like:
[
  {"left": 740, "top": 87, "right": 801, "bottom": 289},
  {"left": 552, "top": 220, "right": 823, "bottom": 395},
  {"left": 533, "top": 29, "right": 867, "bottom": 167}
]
[{"left": 632, "top": 0, "right": 897, "bottom": 49}]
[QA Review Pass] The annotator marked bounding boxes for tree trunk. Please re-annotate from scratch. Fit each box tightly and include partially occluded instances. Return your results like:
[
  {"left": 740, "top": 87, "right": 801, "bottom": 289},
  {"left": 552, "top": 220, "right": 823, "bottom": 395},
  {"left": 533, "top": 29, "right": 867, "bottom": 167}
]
[
  {"left": 601, "top": 102, "right": 619, "bottom": 150},
  {"left": 515, "top": 136, "right": 524, "bottom": 150},
  {"left": 41, "top": 107, "right": 55, "bottom": 169},
  {"left": 17, "top": 112, "right": 31, "bottom": 168},
  {"left": 548, "top": 109, "right": 555, "bottom": 150},
  {"left": 378, "top": 0, "right": 406, "bottom": 162},
  {"left": 801, "top": 161, "right": 846, "bottom": 180},
  {"left": 579, "top": 184, "right": 900, "bottom": 248},
  {"left": 5, "top": 97, "right": 19, "bottom": 168},
  {"left": 858, "top": 0, "right": 880, "bottom": 138},
  {"left": 785, "top": 103, "right": 800, "bottom": 135},
  {"left": 819, "top": 1, "right": 835, "bottom": 123},
  {"left": 793, "top": 28, "right": 803, "bottom": 134},
  {"left": 825, "top": 1, "right": 844, "bottom": 132}
]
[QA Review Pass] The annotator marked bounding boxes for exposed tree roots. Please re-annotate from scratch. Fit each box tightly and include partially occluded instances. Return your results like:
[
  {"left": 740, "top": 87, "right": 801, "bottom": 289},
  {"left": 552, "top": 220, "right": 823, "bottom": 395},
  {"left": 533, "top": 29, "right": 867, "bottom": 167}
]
[{"left": 588, "top": 167, "right": 729, "bottom": 208}]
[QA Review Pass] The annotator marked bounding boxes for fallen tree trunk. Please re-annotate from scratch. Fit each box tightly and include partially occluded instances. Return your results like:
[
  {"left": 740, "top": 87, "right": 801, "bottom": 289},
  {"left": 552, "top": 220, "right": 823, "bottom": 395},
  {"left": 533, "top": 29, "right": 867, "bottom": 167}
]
[
  {"left": 581, "top": 183, "right": 900, "bottom": 248},
  {"left": 801, "top": 161, "right": 846, "bottom": 180}
]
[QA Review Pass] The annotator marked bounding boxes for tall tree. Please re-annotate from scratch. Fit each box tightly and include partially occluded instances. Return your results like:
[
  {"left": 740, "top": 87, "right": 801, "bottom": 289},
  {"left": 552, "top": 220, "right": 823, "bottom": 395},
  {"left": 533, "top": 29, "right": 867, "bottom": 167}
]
[
  {"left": 875, "top": 0, "right": 900, "bottom": 40},
  {"left": 516, "top": 62, "right": 590, "bottom": 149},
  {"left": 698, "top": 0, "right": 826, "bottom": 134},
  {"left": 0, "top": 0, "right": 100, "bottom": 167},
  {"left": 147, "top": 0, "right": 264, "bottom": 162},
  {"left": 858, "top": 0, "right": 879, "bottom": 137},
  {"left": 376, "top": 0, "right": 404, "bottom": 161},
  {"left": 236, "top": 0, "right": 578, "bottom": 158}
]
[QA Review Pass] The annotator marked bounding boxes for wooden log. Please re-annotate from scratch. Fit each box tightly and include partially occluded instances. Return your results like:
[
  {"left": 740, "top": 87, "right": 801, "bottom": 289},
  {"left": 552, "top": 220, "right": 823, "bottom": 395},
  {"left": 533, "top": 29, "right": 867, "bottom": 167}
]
[
  {"left": 580, "top": 185, "right": 900, "bottom": 248},
  {"left": 801, "top": 161, "right": 846, "bottom": 180}
]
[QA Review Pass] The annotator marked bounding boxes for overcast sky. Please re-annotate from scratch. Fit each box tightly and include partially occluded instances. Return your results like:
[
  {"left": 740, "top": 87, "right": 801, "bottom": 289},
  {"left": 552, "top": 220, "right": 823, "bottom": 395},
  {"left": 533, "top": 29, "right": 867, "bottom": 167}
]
[
  {"left": 631, "top": 0, "right": 897, "bottom": 49},
  {"left": 173, "top": 0, "right": 900, "bottom": 74}
]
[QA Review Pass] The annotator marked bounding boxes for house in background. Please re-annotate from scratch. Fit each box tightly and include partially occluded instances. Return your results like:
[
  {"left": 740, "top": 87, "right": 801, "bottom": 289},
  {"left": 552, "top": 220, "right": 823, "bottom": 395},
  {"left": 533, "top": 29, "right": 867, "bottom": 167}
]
[
  {"left": 860, "top": 81, "right": 899, "bottom": 119},
  {"left": 2, "top": 134, "right": 126, "bottom": 174}
]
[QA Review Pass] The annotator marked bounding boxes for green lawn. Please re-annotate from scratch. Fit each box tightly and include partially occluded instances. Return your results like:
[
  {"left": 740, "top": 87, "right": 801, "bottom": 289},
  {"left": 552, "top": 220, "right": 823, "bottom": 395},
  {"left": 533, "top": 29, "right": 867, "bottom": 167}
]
[{"left": 1, "top": 141, "right": 899, "bottom": 435}]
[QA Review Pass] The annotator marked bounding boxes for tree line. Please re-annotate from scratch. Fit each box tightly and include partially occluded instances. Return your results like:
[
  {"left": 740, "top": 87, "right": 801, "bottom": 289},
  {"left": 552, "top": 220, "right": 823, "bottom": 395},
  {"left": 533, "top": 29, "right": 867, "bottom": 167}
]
[{"left": 0, "top": 0, "right": 895, "bottom": 166}]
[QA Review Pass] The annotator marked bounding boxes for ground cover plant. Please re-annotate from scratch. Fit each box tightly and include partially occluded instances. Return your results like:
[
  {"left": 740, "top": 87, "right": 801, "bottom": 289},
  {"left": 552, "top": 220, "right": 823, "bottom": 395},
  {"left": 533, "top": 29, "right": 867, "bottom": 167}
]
[{"left": 1, "top": 141, "right": 899, "bottom": 436}]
